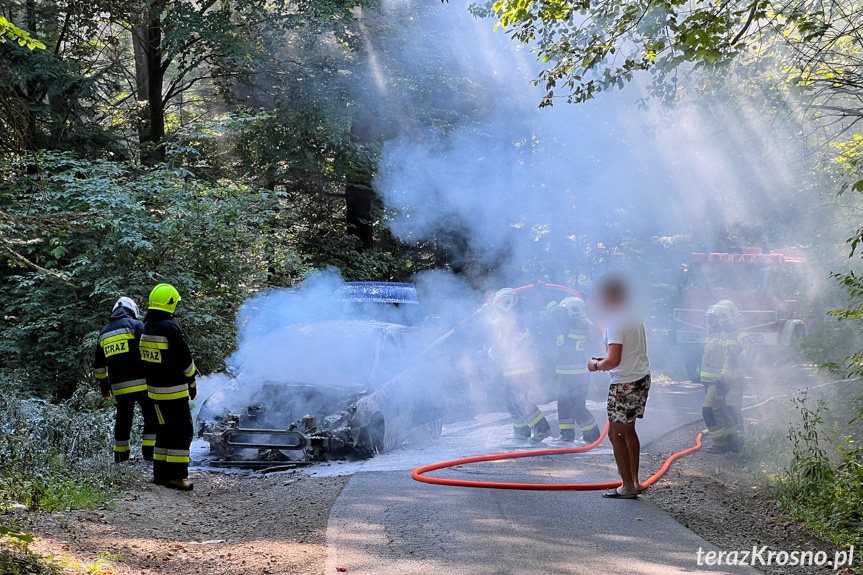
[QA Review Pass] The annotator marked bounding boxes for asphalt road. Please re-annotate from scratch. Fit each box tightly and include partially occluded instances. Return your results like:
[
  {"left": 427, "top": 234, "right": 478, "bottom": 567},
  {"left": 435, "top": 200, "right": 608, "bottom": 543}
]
[{"left": 323, "top": 382, "right": 762, "bottom": 575}]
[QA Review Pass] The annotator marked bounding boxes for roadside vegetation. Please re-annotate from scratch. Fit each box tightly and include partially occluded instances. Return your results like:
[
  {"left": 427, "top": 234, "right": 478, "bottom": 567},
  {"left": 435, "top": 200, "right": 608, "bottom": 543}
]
[
  {"left": 711, "top": 383, "right": 863, "bottom": 556},
  {"left": 0, "top": 386, "right": 131, "bottom": 574},
  {"left": 771, "top": 392, "right": 863, "bottom": 550},
  {"left": 0, "top": 387, "right": 131, "bottom": 513}
]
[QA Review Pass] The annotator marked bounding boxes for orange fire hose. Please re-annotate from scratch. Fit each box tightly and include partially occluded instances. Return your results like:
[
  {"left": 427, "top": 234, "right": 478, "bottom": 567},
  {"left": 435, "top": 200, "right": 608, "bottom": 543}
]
[{"left": 411, "top": 421, "right": 703, "bottom": 491}]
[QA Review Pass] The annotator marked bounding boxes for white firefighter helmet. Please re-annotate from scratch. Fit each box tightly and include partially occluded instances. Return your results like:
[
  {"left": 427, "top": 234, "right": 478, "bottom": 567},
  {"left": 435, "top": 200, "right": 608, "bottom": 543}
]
[
  {"left": 716, "top": 299, "right": 740, "bottom": 320},
  {"left": 492, "top": 288, "right": 518, "bottom": 313},
  {"left": 113, "top": 297, "right": 140, "bottom": 319},
  {"left": 560, "top": 296, "right": 588, "bottom": 319},
  {"left": 706, "top": 303, "right": 734, "bottom": 326}
]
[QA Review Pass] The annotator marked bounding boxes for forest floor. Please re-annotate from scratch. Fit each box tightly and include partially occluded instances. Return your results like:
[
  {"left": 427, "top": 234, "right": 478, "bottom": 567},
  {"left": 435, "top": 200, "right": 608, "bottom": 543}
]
[{"left": 8, "top": 469, "right": 347, "bottom": 575}]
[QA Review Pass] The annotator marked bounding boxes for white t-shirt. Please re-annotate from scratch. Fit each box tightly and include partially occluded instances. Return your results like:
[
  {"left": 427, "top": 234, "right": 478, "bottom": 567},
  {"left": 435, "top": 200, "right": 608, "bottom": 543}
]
[{"left": 604, "top": 323, "right": 650, "bottom": 384}]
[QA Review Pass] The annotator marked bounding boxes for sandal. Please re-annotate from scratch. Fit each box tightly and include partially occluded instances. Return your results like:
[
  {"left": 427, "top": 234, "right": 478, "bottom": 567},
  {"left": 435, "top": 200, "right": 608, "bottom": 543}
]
[{"left": 602, "top": 488, "right": 638, "bottom": 499}]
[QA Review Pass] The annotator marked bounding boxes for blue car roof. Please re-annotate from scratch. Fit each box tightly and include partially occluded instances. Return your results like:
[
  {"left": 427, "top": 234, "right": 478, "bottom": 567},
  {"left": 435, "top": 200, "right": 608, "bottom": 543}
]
[{"left": 333, "top": 282, "right": 420, "bottom": 305}]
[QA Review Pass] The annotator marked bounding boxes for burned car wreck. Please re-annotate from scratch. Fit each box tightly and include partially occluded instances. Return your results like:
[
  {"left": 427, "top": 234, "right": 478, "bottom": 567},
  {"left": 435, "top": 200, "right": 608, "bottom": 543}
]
[{"left": 197, "top": 320, "right": 450, "bottom": 466}]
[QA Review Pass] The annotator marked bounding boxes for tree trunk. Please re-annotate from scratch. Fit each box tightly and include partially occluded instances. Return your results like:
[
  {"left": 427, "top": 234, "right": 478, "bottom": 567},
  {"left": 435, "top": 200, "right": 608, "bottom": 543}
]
[
  {"left": 131, "top": 2, "right": 165, "bottom": 165},
  {"left": 346, "top": 184, "right": 374, "bottom": 251},
  {"left": 23, "top": 0, "right": 39, "bottom": 149}
]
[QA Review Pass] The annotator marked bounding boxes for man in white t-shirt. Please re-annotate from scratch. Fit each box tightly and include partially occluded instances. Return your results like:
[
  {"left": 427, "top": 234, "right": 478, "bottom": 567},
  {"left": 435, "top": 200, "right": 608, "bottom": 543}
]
[{"left": 587, "top": 274, "right": 651, "bottom": 499}]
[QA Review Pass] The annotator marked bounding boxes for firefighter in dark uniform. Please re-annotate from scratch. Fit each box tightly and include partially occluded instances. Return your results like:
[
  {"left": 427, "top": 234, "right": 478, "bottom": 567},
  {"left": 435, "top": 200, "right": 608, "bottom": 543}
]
[
  {"left": 548, "top": 297, "right": 601, "bottom": 446},
  {"left": 141, "top": 284, "right": 198, "bottom": 491},
  {"left": 93, "top": 297, "right": 157, "bottom": 462},
  {"left": 487, "top": 288, "right": 552, "bottom": 445}
]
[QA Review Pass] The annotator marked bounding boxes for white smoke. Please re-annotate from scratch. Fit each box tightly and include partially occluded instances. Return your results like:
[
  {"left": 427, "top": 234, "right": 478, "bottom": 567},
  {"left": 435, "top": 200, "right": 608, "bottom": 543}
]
[
  {"left": 362, "top": 0, "right": 848, "bottom": 283},
  {"left": 196, "top": 0, "right": 862, "bottom": 461}
]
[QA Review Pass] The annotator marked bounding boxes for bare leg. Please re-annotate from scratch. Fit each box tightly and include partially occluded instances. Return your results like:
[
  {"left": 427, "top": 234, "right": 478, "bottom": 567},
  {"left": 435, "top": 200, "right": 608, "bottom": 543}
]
[
  {"left": 625, "top": 424, "right": 641, "bottom": 489},
  {"left": 609, "top": 422, "right": 638, "bottom": 495}
]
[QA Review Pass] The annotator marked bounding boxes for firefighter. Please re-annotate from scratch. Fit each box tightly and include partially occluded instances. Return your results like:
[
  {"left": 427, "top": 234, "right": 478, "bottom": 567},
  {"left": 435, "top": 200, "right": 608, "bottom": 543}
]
[
  {"left": 548, "top": 297, "right": 600, "bottom": 446},
  {"left": 93, "top": 297, "right": 157, "bottom": 462},
  {"left": 700, "top": 303, "right": 739, "bottom": 453},
  {"left": 718, "top": 299, "right": 750, "bottom": 449},
  {"left": 142, "top": 284, "right": 198, "bottom": 491},
  {"left": 487, "top": 288, "right": 551, "bottom": 444}
]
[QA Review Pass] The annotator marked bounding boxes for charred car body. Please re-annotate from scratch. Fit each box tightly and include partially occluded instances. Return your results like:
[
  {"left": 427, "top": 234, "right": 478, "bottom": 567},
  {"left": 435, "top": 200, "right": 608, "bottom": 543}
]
[{"left": 198, "top": 283, "right": 451, "bottom": 465}]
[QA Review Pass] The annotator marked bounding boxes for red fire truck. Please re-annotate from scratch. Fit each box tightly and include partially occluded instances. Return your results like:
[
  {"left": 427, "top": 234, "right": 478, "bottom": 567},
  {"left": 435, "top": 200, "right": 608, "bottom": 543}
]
[{"left": 674, "top": 248, "right": 811, "bottom": 381}]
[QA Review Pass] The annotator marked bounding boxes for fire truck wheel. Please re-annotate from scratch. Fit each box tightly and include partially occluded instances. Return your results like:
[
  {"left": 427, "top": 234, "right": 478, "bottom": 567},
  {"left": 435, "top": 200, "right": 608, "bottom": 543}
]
[{"left": 791, "top": 324, "right": 806, "bottom": 341}]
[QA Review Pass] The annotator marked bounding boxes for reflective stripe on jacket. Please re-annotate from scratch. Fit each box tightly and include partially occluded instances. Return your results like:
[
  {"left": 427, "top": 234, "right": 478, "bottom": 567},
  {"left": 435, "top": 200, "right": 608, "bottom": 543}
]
[
  {"left": 93, "top": 308, "right": 145, "bottom": 396},
  {"left": 555, "top": 322, "right": 590, "bottom": 375},
  {"left": 488, "top": 322, "right": 536, "bottom": 378},
  {"left": 142, "top": 313, "right": 198, "bottom": 401},
  {"left": 722, "top": 330, "right": 751, "bottom": 379},
  {"left": 700, "top": 333, "right": 725, "bottom": 382}
]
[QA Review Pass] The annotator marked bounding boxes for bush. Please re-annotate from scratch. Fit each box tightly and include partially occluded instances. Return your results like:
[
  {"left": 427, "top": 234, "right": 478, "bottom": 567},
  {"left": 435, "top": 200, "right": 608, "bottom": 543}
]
[
  {"left": 0, "top": 152, "right": 297, "bottom": 398},
  {"left": 0, "top": 384, "right": 132, "bottom": 512},
  {"left": 772, "top": 391, "right": 863, "bottom": 549}
]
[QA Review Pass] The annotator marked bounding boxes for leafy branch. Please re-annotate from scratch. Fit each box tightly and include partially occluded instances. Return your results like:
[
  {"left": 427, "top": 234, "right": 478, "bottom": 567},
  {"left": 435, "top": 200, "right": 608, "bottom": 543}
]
[{"left": 0, "top": 16, "right": 45, "bottom": 50}]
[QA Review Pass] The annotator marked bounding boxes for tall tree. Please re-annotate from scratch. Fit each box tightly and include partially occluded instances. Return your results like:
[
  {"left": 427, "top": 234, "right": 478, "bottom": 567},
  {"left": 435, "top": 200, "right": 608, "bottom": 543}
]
[
  {"left": 0, "top": 1, "right": 128, "bottom": 155},
  {"left": 123, "top": 0, "right": 287, "bottom": 164}
]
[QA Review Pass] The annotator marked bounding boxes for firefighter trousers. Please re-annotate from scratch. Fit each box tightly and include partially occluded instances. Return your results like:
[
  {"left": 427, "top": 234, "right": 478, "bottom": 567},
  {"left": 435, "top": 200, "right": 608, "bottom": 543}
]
[
  {"left": 557, "top": 374, "right": 599, "bottom": 443},
  {"left": 152, "top": 397, "right": 193, "bottom": 483},
  {"left": 504, "top": 374, "right": 549, "bottom": 438},
  {"left": 724, "top": 377, "right": 745, "bottom": 445},
  {"left": 114, "top": 391, "right": 158, "bottom": 463},
  {"left": 702, "top": 381, "right": 736, "bottom": 448}
]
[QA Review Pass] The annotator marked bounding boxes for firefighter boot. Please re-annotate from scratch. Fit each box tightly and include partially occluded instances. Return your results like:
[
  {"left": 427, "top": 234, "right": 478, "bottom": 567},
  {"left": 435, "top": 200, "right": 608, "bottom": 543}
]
[
  {"left": 554, "top": 418, "right": 577, "bottom": 443},
  {"left": 502, "top": 423, "right": 531, "bottom": 446},
  {"left": 142, "top": 435, "right": 156, "bottom": 462},
  {"left": 549, "top": 435, "right": 575, "bottom": 447},
  {"left": 727, "top": 434, "right": 743, "bottom": 453},
  {"left": 580, "top": 420, "right": 601, "bottom": 445},
  {"left": 161, "top": 479, "right": 194, "bottom": 491},
  {"left": 114, "top": 438, "right": 131, "bottom": 463},
  {"left": 513, "top": 423, "right": 531, "bottom": 439},
  {"left": 702, "top": 405, "right": 730, "bottom": 453},
  {"left": 530, "top": 416, "right": 551, "bottom": 444}
]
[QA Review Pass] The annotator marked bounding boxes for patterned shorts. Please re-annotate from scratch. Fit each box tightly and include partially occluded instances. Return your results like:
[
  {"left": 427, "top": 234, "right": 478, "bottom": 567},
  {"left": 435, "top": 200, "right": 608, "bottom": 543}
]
[{"left": 607, "top": 374, "right": 651, "bottom": 425}]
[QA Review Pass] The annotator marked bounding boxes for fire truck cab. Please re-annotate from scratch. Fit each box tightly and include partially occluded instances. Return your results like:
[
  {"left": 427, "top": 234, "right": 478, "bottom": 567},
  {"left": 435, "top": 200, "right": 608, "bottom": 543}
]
[{"left": 674, "top": 248, "right": 810, "bottom": 381}]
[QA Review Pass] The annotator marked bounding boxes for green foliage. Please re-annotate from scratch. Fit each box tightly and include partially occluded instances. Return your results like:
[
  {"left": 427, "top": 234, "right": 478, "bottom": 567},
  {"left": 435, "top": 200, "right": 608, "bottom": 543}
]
[
  {"left": 822, "top": 271, "right": 863, "bottom": 379},
  {"left": 1, "top": 529, "right": 61, "bottom": 575},
  {"left": 0, "top": 2, "right": 134, "bottom": 156},
  {"left": 0, "top": 385, "right": 131, "bottom": 512},
  {"left": 471, "top": 0, "right": 863, "bottom": 112},
  {"left": 0, "top": 526, "right": 33, "bottom": 544},
  {"left": 0, "top": 151, "right": 296, "bottom": 397},
  {"left": 0, "top": 16, "right": 45, "bottom": 50},
  {"left": 470, "top": 0, "right": 754, "bottom": 106},
  {"left": 798, "top": 312, "right": 863, "bottom": 378},
  {"left": 772, "top": 392, "right": 863, "bottom": 549}
]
